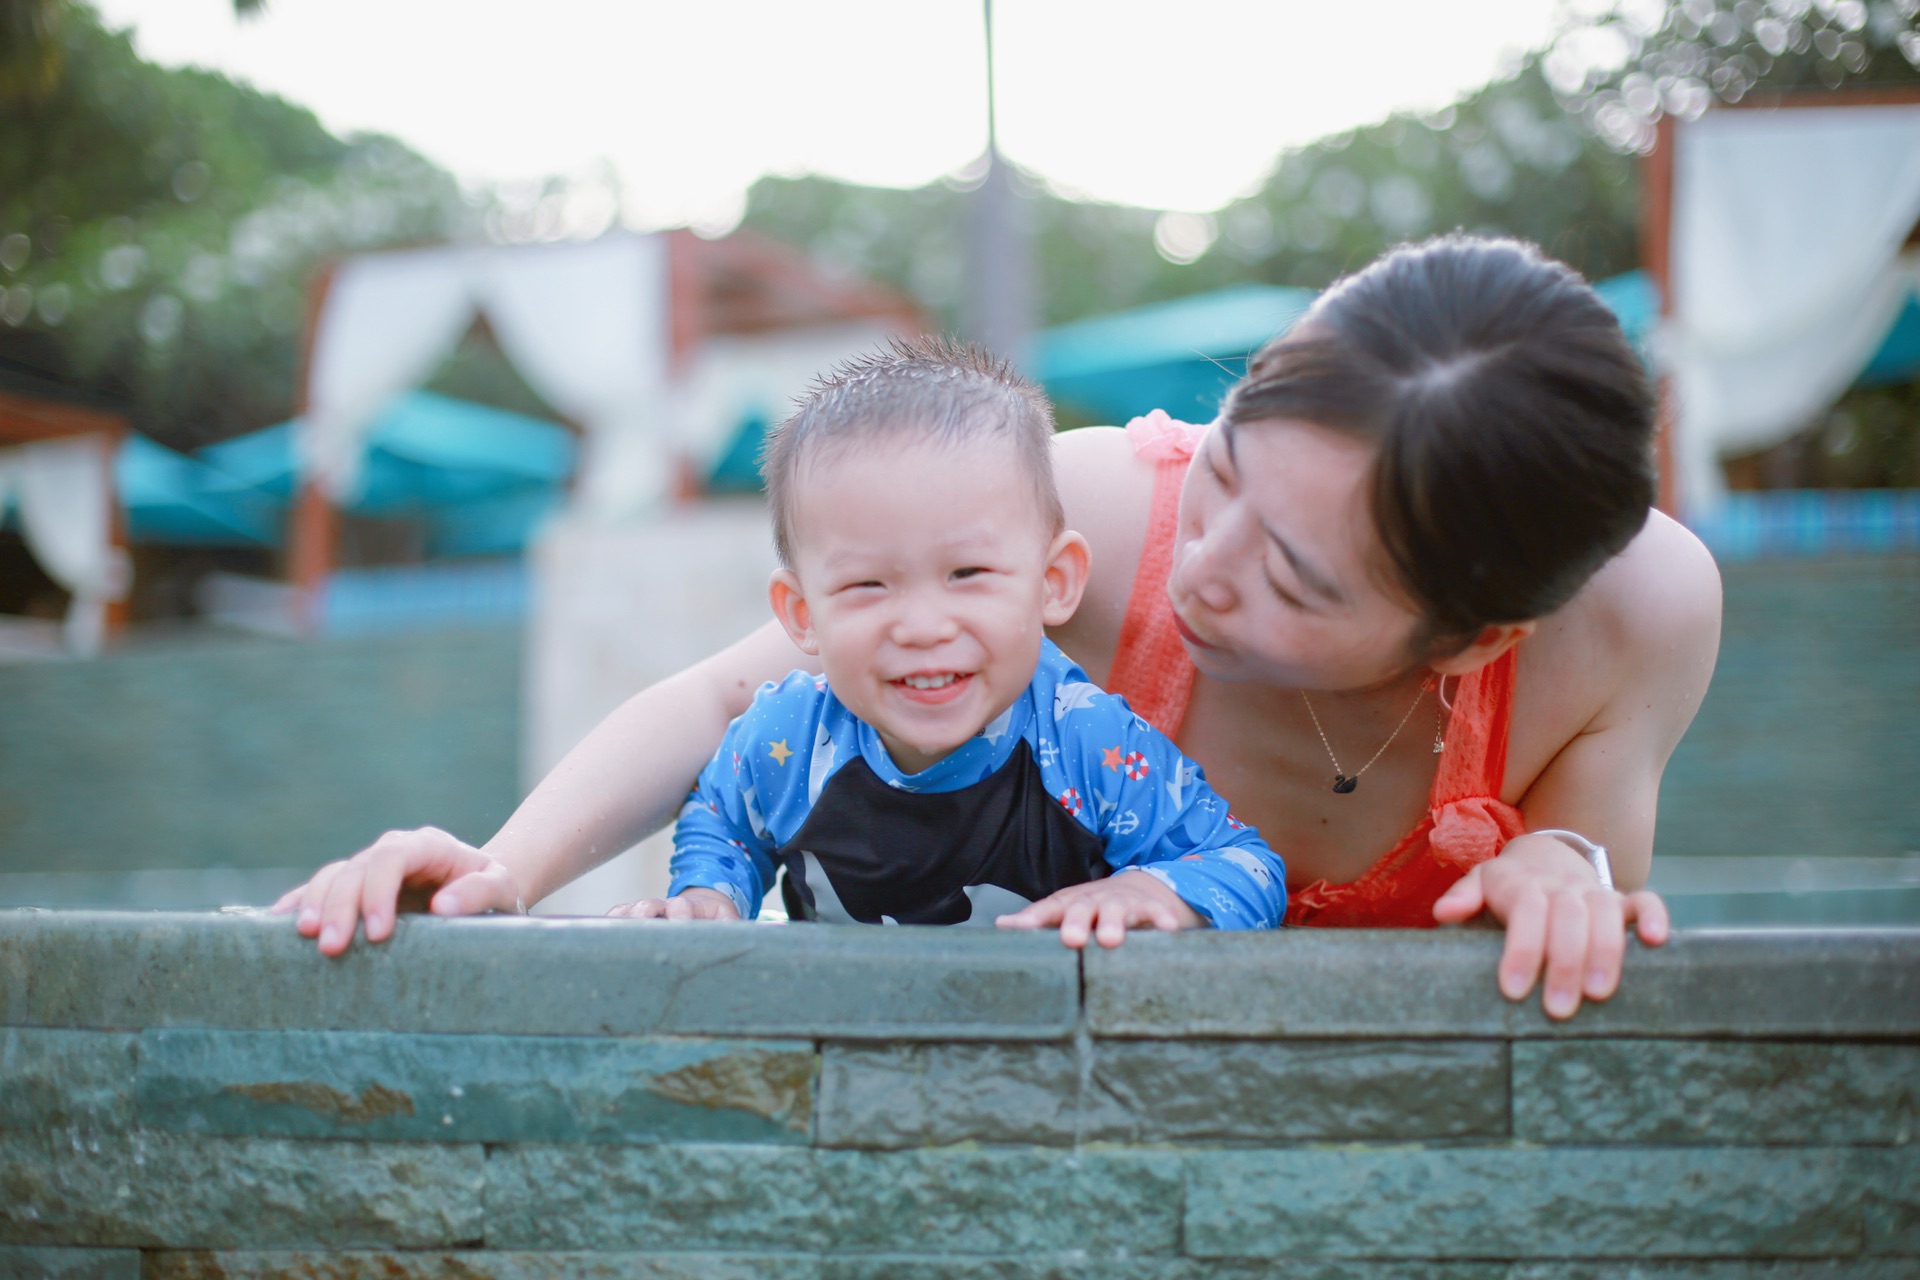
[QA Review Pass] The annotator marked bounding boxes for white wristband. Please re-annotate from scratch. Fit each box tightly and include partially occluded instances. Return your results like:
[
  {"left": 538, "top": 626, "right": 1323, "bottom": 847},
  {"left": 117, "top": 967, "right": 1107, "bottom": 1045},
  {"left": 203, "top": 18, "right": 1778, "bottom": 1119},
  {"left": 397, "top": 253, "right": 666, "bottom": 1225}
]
[{"left": 1530, "top": 828, "right": 1614, "bottom": 891}]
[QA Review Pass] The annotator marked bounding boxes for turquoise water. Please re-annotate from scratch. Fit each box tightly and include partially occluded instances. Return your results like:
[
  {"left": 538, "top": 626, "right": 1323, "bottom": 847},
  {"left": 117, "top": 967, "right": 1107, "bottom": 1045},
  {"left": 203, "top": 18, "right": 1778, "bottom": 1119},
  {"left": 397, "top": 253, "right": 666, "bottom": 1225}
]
[
  {"left": 0, "top": 556, "right": 1913, "bottom": 925},
  {"left": 1653, "top": 556, "right": 1919, "bottom": 925}
]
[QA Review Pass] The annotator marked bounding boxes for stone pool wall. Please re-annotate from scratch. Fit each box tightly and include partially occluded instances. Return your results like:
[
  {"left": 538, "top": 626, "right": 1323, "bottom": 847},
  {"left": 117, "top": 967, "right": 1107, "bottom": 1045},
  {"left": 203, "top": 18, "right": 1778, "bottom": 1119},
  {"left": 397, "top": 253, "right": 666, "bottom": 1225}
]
[{"left": 1, "top": 911, "right": 1915, "bottom": 1278}]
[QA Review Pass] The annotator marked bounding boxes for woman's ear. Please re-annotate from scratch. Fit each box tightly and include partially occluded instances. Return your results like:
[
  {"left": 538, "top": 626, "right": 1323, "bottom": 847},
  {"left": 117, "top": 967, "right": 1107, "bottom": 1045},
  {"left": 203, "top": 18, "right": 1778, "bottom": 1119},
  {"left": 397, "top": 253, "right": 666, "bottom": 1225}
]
[
  {"left": 1428, "top": 620, "right": 1536, "bottom": 678},
  {"left": 768, "top": 568, "right": 819, "bottom": 655},
  {"left": 1041, "top": 529, "right": 1093, "bottom": 627}
]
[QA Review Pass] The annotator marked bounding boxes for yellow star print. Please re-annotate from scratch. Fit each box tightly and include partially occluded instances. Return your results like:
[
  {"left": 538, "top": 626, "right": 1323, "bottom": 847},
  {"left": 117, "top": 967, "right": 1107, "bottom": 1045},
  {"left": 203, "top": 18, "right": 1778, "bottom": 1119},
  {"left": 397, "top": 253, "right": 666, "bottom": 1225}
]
[{"left": 767, "top": 739, "right": 795, "bottom": 766}]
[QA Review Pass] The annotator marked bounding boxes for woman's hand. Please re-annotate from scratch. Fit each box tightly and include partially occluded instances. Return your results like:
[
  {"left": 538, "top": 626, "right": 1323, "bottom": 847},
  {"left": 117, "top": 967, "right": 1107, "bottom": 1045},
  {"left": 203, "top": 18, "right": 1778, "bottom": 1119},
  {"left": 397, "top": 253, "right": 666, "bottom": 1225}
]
[
  {"left": 997, "top": 869, "right": 1205, "bottom": 949},
  {"left": 1433, "top": 832, "right": 1669, "bottom": 1020},
  {"left": 271, "top": 826, "right": 526, "bottom": 956},
  {"left": 605, "top": 887, "right": 742, "bottom": 921}
]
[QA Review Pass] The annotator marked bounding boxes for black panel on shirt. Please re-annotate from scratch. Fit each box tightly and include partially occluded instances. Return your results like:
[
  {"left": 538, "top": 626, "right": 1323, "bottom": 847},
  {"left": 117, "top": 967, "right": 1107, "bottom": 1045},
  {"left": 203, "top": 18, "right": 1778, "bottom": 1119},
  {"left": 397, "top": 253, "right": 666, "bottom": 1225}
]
[{"left": 778, "top": 739, "right": 1110, "bottom": 926}]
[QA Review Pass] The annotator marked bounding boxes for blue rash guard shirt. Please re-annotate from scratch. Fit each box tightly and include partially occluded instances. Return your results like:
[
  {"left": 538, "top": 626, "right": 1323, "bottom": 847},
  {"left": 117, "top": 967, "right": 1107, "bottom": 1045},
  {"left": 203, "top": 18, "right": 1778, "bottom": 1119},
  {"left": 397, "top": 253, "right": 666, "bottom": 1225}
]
[{"left": 669, "top": 639, "right": 1287, "bottom": 929}]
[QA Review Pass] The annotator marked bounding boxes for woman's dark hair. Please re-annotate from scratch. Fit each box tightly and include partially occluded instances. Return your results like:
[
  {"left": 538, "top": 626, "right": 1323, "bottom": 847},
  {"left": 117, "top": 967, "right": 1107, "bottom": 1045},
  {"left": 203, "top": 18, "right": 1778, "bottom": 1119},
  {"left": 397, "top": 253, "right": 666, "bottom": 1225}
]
[{"left": 1221, "top": 235, "right": 1655, "bottom": 651}]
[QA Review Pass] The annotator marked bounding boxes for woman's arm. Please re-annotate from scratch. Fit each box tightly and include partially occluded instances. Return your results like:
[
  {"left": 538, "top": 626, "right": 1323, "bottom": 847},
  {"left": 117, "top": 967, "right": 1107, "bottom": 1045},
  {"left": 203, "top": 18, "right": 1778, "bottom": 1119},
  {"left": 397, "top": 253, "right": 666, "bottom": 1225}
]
[
  {"left": 275, "top": 618, "right": 814, "bottom": 954},
  {"left": 1435, "top": 512, "right": 1724, "bottom": 1017}
]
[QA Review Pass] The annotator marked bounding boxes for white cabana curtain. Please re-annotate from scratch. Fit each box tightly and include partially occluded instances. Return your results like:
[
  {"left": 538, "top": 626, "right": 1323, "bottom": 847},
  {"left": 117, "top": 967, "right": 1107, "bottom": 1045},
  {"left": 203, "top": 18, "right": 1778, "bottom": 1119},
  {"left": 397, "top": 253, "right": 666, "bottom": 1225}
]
[
  {"left": 301, "top": 234, "right": 671, "bottom": 515},
  {"left": 1670, "top": 104, "right": 1920, "bottom": 512},
  {"left": 0, "top": 435, "right": 128, "bottom": 655}
]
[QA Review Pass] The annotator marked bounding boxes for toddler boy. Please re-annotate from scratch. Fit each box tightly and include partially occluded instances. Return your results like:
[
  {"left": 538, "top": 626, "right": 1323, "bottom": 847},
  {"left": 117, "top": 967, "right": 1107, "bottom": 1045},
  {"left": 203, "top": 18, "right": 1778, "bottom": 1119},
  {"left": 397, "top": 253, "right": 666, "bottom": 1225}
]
[{"left": 615, "top": 337, "right": 1286, "bottom": 942}]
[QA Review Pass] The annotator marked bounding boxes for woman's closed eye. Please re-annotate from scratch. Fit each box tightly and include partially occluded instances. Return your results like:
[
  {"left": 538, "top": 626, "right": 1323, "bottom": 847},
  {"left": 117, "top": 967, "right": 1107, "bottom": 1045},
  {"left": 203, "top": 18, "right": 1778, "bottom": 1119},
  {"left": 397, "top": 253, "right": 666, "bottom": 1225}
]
[{"left": 1265, "top": 574, "right": 1307, "bottom": 610}]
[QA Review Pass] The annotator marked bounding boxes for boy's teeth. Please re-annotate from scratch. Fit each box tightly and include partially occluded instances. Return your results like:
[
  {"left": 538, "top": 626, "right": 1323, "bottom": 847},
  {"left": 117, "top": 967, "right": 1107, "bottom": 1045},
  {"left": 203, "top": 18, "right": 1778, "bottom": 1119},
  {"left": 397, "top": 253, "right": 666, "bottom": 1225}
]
[{"left": 903, "top": 674, "right": 957, "bottom": 690}]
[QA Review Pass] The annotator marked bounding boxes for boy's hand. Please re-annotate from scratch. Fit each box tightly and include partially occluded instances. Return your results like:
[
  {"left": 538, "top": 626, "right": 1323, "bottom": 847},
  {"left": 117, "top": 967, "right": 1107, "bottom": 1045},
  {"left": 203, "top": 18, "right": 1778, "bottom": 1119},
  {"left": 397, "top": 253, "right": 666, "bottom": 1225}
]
[
  {"left": 606, "top": 887, "right": 743, "bottom": 921},
  {"left": 996, "top": 869, "right": 1204, "bottom": 949},
  {"left": 271, "top": 826, "right": 526, "bottom": 957}
]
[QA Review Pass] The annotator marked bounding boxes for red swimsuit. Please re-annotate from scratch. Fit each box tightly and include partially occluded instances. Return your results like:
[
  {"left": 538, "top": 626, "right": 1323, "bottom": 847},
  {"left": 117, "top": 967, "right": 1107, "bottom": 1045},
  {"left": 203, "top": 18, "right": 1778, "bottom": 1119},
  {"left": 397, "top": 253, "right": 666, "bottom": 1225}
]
[{"left": 1107, "top": 414, "right": 1527, "bottom": 927}]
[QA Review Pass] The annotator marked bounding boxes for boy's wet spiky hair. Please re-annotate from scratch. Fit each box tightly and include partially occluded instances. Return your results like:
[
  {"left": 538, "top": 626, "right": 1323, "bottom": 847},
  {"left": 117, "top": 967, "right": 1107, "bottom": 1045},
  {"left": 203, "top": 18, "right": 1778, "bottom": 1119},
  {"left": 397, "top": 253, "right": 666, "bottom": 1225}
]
[{"left": 759, "top": 334, "right": 1063, "bottom": 567}]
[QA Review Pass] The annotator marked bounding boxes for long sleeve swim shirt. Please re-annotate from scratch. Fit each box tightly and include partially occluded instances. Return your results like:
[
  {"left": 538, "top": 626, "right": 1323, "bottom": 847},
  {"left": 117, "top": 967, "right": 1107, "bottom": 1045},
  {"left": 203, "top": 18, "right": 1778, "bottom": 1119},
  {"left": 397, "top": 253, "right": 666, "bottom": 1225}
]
[{"left": 669, "top": 639, "right": 1287, "bottom": 929}]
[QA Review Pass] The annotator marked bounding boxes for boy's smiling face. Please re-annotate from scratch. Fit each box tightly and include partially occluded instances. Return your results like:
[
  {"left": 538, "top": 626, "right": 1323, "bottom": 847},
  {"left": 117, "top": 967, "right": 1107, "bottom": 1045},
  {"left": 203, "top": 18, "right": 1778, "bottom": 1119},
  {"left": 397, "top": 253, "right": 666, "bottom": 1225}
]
[{"left": 769, "top": 432, "right": 1089, "bottom": 775}]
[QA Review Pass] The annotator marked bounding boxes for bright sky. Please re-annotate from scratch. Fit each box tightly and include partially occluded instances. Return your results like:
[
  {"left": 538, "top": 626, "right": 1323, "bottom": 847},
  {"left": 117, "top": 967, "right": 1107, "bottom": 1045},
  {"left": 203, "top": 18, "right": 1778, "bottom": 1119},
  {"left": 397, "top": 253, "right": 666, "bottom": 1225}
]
[{"left": 92, "top": 0, "right": 1562, "bottom": 227}]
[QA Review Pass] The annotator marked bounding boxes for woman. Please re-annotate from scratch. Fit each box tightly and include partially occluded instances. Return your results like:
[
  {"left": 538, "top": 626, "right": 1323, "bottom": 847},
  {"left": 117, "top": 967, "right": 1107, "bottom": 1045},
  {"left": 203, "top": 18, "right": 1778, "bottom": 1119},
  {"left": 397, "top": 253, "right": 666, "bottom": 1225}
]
[{"left": 278, "top": 237, "right": 1721, "bottom": 1021}]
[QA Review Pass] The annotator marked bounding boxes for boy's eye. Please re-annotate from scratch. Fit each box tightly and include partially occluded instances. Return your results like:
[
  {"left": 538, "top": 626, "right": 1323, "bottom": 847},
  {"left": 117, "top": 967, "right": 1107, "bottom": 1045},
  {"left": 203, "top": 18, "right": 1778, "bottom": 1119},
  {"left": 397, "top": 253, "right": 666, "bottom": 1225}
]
[{"left": 951, "top": 566, "right": 988, "bottom": 581}]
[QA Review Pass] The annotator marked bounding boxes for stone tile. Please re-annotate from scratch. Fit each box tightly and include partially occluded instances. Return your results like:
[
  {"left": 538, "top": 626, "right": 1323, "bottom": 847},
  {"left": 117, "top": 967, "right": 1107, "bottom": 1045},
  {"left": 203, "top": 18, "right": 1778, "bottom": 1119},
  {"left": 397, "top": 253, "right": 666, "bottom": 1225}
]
[
  {"left": 1084, "top": 929, "right": 1920, "bottom": 1039},
  {"left": 0, "top": 911, "right": 1077, "bottom": 1040},
  {"left": 143, "top": 1252, "right": 821, "bottom": 1279},
  {"left": 0, "top": 1029, "right": 135, "bottom": 1131},
  {"left": 820, "top": 1261, "right": 1509, "bottom": 1280},
  {"left": 1513, "top": 1040, "right": 1920, "bottom": 1144},
  {"left": 1507, "top": 1266, "right": 1920, "bottom": 1279},
  {"left": 817, "top": 1039, "right": 1507, "bottom": 1148},
  {"left": 1864, "top": 1145, "right": 1920, "bottom": 1255},
  {"left": 135, "top": 1029, "right": 813, "bottom": 1144},
  {"left": 0, "top": 1130, "right": 482, "bottom": 1248},
  {"left": 0, "top": 1246, "right": 139, "bottom": 1280},
  {"left": 817, "top": 1043, "right": 1080, "bottom": 1148},
  {"left": 485, "top": 1143, "right": 1182, "bottom": 1255},
  {"left": 1183, "top": 1146, "right": 1880, "bottom": 1258},
  {"left": 1084, "top": 1038, "right": 1506, "bottom": 1143}
]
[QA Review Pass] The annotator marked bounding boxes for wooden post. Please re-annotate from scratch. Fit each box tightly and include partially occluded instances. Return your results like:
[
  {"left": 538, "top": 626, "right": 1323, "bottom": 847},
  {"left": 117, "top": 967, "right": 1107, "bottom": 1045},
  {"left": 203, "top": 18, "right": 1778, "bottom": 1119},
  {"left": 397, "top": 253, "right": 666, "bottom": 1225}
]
[
  {"left": 103, "top": 428, "right": 130, "bottom": 636},
  {"left": 286, "top": 261, "right": 338, "bottom": 633},
  {"left": 1642, "top": 112, "right": 1679, "bottom": 516}
]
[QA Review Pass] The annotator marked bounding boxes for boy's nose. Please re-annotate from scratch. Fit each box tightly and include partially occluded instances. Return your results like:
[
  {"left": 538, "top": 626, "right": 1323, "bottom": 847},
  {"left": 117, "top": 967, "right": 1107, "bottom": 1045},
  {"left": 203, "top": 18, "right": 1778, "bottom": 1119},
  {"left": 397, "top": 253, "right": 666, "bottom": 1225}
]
[{"left": 889, "top": 596, "right": 961, "bottom": 646}]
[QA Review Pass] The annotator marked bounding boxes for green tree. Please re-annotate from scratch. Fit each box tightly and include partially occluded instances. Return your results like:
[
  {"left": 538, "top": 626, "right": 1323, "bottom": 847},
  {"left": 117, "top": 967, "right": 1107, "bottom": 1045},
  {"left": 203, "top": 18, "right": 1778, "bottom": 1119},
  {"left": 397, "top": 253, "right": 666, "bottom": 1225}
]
[
  {"left": 0, "top": 5, "right": 470, "bottom": 449},
  {"left": 1542, "top": 0, "right": 1919, "bottom": 154}
]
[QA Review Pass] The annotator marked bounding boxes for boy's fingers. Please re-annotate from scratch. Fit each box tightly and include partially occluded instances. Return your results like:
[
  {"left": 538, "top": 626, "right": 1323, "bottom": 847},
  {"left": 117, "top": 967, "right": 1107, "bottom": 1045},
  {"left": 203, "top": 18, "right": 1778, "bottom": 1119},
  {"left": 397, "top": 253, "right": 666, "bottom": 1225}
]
[
  {"left": 1058, "top": 900, "right": 1098, "bottom": 949},
  {"left": 998, "top": 897, "right": 1066, "bottom": 928},
  {"left": 1094, "top": 900, "right": 1129, "bottom": 949}
]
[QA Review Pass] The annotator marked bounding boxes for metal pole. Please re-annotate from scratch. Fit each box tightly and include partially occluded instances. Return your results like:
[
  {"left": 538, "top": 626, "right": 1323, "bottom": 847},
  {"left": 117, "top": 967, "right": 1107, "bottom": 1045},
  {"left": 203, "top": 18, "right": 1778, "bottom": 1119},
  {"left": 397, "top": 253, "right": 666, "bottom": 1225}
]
[{"left": 963, "top": 0, "right": 1034, "bottom": 367}]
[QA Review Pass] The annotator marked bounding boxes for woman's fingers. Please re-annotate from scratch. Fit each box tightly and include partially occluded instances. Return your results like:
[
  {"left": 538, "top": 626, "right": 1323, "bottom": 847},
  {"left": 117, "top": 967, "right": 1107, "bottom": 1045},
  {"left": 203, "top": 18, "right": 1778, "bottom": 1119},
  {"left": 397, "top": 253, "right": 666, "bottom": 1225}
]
[
  {"left": 316, "top": 860, "right": 371, "bottom": 956},
  {"left": 291, "top": 862, "right": 344, "bottom": 936},
  {"left": 1431, "top": 865, "right": 1487, "bottom": 925},
  {"left": 432, "top": 862, "right": 520, "bottom": 918},
  {"left": 1582, "top": 890, "right": 1628, "bottom": 1001},
  {"left": 1626, "top": 889, "right": 1671, "bottom": 946},
  {"left": 1497, "top": 884, "right": 1549, "bottom": 1001},
  {"left": 1541, "top": 889, "right": 1592, "bottom": 1020},
  {"left": 360, "top": 850, "right": 415, "bottom": 942}
]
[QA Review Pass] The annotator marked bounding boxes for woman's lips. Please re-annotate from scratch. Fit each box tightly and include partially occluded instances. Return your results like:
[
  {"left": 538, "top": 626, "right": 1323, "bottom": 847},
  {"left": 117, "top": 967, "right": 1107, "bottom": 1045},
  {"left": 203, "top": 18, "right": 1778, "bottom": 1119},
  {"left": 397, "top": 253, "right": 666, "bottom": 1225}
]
[{"left": 1171, "top": 610, "right": 1220, "bottom": 650}]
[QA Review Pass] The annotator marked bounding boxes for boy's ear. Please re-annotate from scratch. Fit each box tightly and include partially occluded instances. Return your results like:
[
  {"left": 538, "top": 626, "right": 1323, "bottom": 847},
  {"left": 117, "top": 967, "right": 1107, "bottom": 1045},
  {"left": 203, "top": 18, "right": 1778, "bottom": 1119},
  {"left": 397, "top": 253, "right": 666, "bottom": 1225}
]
[
  {"left": 768, "top": 568, "right": 819, "bottom": 655},
  {"left": 1041, "top": 529, "right": 1092, "bottom": 628},
  {"left": 1428, "top": 620, "right": 1535, "bottom": 678}
]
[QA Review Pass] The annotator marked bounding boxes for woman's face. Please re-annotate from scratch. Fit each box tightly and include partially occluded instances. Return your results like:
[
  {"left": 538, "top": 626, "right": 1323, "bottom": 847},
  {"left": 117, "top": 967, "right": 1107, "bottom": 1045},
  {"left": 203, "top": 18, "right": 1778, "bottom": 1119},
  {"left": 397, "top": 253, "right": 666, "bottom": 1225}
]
[{"left": 1169, "top": 417, "right": 1427, "bottom": 692}]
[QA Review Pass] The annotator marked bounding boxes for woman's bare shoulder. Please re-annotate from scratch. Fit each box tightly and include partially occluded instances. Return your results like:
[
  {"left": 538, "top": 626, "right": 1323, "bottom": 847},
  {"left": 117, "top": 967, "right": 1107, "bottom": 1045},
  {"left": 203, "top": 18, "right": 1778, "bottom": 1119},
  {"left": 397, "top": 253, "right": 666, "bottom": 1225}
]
[
  {"left": 1050, "top": 427, "right": 1160, "bottom": 678},
  {"left": 1537, "top": 510, "right": 1723, "bottom": 726},
  {"left": 1588, "top": 510, "right": 1722, "bottom": 658}
]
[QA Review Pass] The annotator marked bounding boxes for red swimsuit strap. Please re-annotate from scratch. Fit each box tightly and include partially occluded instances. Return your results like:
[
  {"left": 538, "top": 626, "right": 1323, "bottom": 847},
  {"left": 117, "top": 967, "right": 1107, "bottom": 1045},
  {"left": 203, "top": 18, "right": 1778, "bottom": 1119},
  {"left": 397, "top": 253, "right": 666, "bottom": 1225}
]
[{"left": 1107, "top": 432, "right": 1200, "bottom": 738}]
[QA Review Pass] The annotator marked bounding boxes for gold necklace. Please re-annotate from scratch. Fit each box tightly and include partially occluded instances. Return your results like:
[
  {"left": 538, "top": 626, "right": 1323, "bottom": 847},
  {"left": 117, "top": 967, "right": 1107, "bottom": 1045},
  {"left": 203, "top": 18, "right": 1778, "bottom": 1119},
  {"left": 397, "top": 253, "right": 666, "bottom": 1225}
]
[{"left": 1300, "top": 676, "right": 1436, "bottom": 794}]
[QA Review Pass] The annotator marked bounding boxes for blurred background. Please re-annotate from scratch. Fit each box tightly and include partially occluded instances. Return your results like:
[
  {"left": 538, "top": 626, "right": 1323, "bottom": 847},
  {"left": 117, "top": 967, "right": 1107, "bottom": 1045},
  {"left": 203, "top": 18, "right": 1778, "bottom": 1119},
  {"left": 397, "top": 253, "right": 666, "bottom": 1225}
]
[{"left": 1, "top": 0, "right": 1915, "bottom": 924}]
